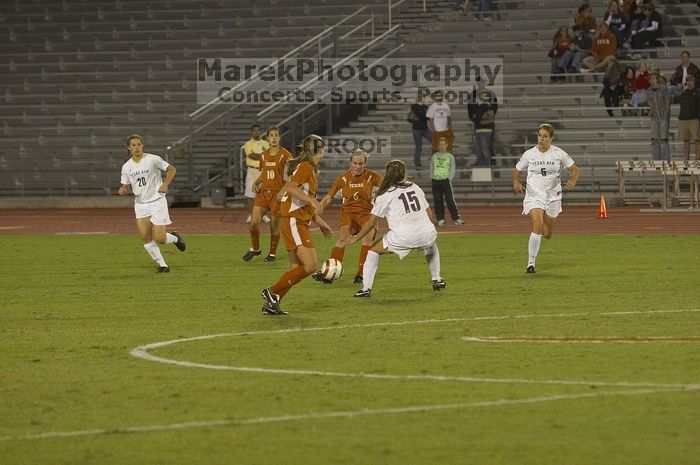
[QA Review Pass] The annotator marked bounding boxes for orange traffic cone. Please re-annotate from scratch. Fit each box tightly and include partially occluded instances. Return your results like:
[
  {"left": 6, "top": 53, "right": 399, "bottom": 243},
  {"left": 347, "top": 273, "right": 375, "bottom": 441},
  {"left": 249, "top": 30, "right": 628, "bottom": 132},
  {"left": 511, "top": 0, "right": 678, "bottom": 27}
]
[{"left": 598, "top": 193, "right": 608, "bottom": 219}]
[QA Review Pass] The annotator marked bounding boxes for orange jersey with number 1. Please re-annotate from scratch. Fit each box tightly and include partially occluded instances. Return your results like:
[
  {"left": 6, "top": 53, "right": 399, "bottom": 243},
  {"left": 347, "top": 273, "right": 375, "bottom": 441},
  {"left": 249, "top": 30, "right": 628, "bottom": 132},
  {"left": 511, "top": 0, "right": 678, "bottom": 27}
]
[
  {"left": 327, "top": 169, "right": 383, "bottom": 214},
  {"left": 279, "top": 160, "right": 318, "bottom": 222},
  {"left": 258, "top": 147, "right": 293, "bottom": 192}
]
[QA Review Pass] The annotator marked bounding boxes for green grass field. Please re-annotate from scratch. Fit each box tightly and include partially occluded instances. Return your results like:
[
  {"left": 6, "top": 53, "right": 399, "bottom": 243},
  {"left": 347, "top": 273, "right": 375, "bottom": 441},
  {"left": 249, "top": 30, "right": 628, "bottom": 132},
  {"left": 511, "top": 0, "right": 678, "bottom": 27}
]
[{"left": 1, "top": 233, "right": 699, "bottom": 465}]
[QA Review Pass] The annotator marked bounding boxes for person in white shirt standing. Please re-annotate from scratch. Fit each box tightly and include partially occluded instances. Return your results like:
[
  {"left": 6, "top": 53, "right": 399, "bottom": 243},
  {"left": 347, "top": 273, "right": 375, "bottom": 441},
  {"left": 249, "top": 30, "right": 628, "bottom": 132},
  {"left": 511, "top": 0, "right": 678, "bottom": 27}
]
[
  {"left": 512, "top": 124, "right": 579, "bottom": 274},
  {"left": 347, "top": 159, "right": 446, "bottom": 297},
  {"left": 426, "top": 89, "right": 454, "bottom": 152},
  {"left": 118, "top": 134, "right": 186, "bottom": 273}
]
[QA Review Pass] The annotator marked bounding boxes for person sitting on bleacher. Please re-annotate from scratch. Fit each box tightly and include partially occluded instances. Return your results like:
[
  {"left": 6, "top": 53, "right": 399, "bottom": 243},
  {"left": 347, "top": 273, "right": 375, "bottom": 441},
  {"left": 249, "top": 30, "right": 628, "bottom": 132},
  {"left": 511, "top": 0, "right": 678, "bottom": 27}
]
[
  {"left": 548, "top": 26, "right": 573, "bottom": 81},
  {"left": 581, "top": 22, "right": 617, "bottom": 73},
  {"left": 575, "top": 3, "right": 597, "bottom": 35},
  {"left": 604, "top": 1, "right": 627, "bottom": 48},
  {"left": 600, "top": 58, "right": 624, "bottom": 116},
  {"left": 619, "top": 66, "right": 636, "bottom": 115},
  {"left": 567, "top": 25, "right": 592, "bottom": 73},
  {"left": 630, "top": 3, "right": 662, "bottom": 49},
  {"left": 629, "top": 62, "right": 651, "bottom": 113},
  {"left": 668, "top": 51, "right": 700, "bottom": 101}
]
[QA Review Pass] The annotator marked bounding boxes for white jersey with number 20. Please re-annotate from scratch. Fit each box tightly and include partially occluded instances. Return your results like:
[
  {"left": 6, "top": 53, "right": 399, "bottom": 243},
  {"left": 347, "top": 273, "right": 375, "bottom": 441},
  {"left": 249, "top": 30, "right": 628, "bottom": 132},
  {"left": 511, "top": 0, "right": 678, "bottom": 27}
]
[
  {"left": 120, "top": 153, "right": 171, "bottom": 204},
  {"left": 516, "top": 145, "right": 574, "bottom": 203}
]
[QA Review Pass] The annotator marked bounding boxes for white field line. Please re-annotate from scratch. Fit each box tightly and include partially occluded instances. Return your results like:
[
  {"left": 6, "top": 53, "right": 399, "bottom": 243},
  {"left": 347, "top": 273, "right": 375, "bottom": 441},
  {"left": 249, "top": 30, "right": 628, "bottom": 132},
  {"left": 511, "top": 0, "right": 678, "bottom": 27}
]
[
  {"left": 1, "top": 386, "right": 697, "bottom": 442},
  {"left": 462, "top": 336, "right": 700, "bottom": 343},
  {"left": 129, "top": 309, "right": 700, "bottom": 390}
]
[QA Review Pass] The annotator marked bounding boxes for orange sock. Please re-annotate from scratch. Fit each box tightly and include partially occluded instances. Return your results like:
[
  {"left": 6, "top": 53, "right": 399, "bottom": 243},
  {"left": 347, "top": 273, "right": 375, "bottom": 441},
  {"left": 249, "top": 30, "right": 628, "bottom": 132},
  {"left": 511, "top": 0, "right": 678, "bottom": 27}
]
[
  {"left": 357, "top": 244, "right": 371, "bottom": 277},
  {"left": 330, "top": 246, "right": 344, "bottom": 262},
  {"left": 270, "top": 267, "right": 308, "bottom": 296},
  {"left": 250, "top": 225, "right": 260, "bottom": 251},
  {"left": 269, "top": 233, "right": 280, "bottom": 256}
]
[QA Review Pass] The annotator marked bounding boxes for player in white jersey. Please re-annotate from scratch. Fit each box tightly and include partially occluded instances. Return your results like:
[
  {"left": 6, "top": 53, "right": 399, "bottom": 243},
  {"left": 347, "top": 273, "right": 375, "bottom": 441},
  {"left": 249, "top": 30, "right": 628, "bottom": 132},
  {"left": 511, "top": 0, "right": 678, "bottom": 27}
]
[
  {"left": 347, "top": 159, "right": 446, "bottom": 297},
  {"left": 512, "top": 124, "right": 580, "bottom": 274},
  {"left": 118, "top": 134, "right": 186, "bottom": 273}
]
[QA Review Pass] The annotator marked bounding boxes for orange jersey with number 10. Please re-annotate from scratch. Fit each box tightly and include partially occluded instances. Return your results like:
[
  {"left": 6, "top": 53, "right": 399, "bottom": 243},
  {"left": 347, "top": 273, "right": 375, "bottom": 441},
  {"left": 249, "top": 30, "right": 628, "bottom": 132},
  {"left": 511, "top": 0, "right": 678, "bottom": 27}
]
[
  {"left": 258, "top": 147, "right": 293, "bottom": 192},
  {"left": 327, "top": 169, "right": 383, "bottom": 214}
]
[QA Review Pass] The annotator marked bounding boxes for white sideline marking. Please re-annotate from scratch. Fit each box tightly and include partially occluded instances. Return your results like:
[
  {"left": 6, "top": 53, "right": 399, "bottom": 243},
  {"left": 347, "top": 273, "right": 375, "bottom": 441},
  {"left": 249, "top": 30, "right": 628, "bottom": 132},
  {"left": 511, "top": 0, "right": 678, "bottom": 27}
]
[
  {"left": 2, "top": 387, "right": 697, "bottom": 442},
  {"left": 129, "top": 309, "right": 700, "bottom": 390},
  {"left": 463, "top": 336, "right": 700, "bottom": 343}
]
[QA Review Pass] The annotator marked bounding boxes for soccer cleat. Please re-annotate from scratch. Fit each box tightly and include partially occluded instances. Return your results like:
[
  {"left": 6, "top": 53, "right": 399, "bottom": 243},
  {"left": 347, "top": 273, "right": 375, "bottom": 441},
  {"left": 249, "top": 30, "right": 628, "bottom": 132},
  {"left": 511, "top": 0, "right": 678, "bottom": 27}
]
[
  {"left": 431, "top": 279, "right": 446, "bottom": 291},
  {"left": 353, "top": 288, "right": 371, "bottom": 297},
  {"left": 156, "top": 266, "right": 170, "bottom": 273},
  {"left": 455, "top": 218, "right": 465, "bottom": 225},
  {"left": 261, "top": 302, "right": 287, "bottom": 316},
  {"left": 261, "top": 287, "right": 282, "bottom": 312},
  {"left": 526, "top": 265, "right": 536, "bottom": 274},
  {"left": 436, "top": 220, "right": 445, "bottom": 227},
  {"left": 312, "top": 271, "right": 333, "bottom": 284},
  {"left": 171, "top": 231, "right": 186, "bottom": 252},
  {"left": 263, "top": 254, "right": 276, "bottom": 262},
  {"left": 353, "top": 275, "right": 363, "bottom": 284},
  {"left": 243, "top": 249, "right": 261, "bottom": 261}
]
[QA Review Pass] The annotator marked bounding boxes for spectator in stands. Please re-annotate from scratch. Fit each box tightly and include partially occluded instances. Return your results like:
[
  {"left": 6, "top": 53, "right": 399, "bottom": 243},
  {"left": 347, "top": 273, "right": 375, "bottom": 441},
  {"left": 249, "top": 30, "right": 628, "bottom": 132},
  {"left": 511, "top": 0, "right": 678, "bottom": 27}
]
[
  {"left": 549, "top": 26, "right": 572, "bottom": 81},
  {"left": 630, "top": 3, "right": 663, "bottom": 49},
  {"left": 243, "top": 124, "right": 270, "bottom": 223},
  {"left": 575, "top": 3, "right": 597, "bottom": 34},
  {"left": 677, "top": 75, "right": 700, "bottom": 161},
  {"left": 600, "top": 58, "right": 624, "bottom": 116},
  {"left": 469, "top": 89, "right": 497, "bottom": 166},
  {"left": 430, "top": 137, "right": 464, "bottom": 226},
  {"left": 567, "top": 25, "right": 592, "bottom": 73},
  {"left": 473, "top": 0, "right": 493, "bottom": 21},
  {"left": 668, "top": 51, "right": 700, "bottom": 101},
  {"left": 630, "top": 61, "right": 651, "bottom": 111},
  {"left": 604, "top": 0, "right": 627, "bottom": 47},
  {"left": 408, "top": 87, "right": 432, "bottom": 169},
  {"left": 619, "top": 66, "right": 635, "bottom": 115},
  {"left": 646, "top": 73, "right": 672, "bottom": 161},
  {"left": 427, "top": 89, "right": 454, "bottom": 153},
  {"left": 625, "top": 0, "right": 652, "bottom": 46},
  {"left": 581, "top": 22, "right": 617, "bottom": 73}
]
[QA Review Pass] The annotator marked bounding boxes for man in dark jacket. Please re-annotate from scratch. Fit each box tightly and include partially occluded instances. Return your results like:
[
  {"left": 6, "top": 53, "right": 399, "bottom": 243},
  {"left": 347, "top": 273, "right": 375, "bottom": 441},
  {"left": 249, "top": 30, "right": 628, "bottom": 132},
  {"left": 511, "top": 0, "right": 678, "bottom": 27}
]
[{"left": 409, "top": 88, "right": 432, "bottom": 168}]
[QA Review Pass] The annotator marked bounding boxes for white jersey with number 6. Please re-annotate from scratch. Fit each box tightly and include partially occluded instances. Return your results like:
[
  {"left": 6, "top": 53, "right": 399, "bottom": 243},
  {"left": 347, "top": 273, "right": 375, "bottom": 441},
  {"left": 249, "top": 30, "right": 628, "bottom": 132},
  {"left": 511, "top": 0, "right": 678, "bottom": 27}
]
[
  {"left": 120, "top": 153, "right": 171, "bottom": 204},
  {"left": 372, "top": 183, "right": 436, "bottom": 254},
  {"left": 516, "top": 145, "right": 574, "bottom": 203}
]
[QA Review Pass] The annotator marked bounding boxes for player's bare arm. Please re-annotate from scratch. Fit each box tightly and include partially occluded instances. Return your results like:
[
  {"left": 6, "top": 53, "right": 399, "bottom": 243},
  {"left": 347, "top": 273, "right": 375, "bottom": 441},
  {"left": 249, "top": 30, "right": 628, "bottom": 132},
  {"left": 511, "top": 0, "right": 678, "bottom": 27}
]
[
  {"left": 512, "top": 168, "right": 525, "bottom": 193},
  {"left": 159, "top": 164, "right": 176, "bottom": 193},
  {"left": 285, "top": 182, "right": 322, "bottom": 214},
  {"left": 565, "top": 164, "right": 580, "bottom": 190},
  {"left": 313, "top": 214, "right": 333, "bottom": 239},
  {"left": 348, "top": 215, "right": 379, "bottom": 245}
]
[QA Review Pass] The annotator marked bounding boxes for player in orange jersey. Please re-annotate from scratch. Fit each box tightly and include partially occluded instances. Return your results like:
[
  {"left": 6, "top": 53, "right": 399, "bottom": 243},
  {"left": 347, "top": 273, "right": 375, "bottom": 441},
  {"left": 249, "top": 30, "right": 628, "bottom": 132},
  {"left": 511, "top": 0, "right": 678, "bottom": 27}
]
[
  {"left": 243, "top": 127, "right": 294, "bottom": 262},
  {"left": 312, "top": 149, "right": 383, "bottom": 284},
  {"left": 260, "top": 134, "right": 332, "bottom": 315}
]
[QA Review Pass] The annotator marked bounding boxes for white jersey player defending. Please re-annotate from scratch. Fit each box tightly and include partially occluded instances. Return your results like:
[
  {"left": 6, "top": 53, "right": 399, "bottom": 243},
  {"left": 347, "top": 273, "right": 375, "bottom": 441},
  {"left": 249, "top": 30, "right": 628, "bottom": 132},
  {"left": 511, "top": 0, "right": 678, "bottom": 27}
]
[
  {"left": 347, "top": 159, "right": 446, "bottom": 297},
  {"left": 118, "top": 134, "right": 186, "bottom": 273},
  {"left": 512, "top": 123, "right": 580, "bottom": 274}
]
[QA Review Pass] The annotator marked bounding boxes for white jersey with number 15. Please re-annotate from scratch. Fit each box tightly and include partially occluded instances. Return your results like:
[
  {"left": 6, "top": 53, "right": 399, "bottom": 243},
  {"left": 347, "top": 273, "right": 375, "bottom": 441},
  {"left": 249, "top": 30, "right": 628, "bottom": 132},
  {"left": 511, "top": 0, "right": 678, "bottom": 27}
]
[{"left": 371, "top": 183, "right": 436, "bottom": 238}]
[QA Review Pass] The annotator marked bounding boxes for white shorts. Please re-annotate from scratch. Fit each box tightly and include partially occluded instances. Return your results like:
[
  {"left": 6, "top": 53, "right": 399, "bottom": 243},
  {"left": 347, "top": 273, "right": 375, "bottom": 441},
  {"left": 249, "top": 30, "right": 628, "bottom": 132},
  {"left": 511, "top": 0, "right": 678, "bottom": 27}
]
[
  {"left": 245, "top": 167, "right": 260, "bottom": 199},
  {"left": 523, "top": 199, "right": 562, "bottom": 218},
  {"left": 134, "top": 196, "right": 172, "bottom": 225},
  {"left": 382, "top": 228, "right": 437, "bottom": 259}
]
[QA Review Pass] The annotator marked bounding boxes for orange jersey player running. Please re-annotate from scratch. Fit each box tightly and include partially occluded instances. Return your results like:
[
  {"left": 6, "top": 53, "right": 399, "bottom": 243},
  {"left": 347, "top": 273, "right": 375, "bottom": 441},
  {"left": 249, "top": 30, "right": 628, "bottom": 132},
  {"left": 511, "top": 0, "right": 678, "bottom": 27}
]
[
  {"left": 243, "top": 127, "right": 293, "bottom": 263},
  {"left": 260, "top": 134, "right": 333, "bottom": 316},
  {"left": 312, "top": 149, "right": 383, "bottom": 285}
]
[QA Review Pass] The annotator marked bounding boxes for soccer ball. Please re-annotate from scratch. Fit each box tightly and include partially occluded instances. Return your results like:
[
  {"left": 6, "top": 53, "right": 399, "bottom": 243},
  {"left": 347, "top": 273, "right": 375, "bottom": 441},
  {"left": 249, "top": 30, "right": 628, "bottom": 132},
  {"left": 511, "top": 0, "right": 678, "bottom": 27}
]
[{"left": 320, "top": 258, "right": 343, "bottom": 281}]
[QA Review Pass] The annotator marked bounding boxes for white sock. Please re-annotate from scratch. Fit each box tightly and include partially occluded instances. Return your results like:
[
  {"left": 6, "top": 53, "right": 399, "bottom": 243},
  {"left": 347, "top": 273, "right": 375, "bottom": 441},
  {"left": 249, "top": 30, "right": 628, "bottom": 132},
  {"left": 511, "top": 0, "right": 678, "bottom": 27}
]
[
  {"left": 165, "top": 233, "right": 177, "bottom": 244},
  {"left": 361, "top": 251, "right": 380, "bottom": 291},
  {"left": 528, "top": 233, "right": 542, "bottom": 267},
  {"left": 425, "top": 243, "right": 441, "bottom": 281},
  {"left": 144, "top": 241, "right": 167, "bottom": 267}
]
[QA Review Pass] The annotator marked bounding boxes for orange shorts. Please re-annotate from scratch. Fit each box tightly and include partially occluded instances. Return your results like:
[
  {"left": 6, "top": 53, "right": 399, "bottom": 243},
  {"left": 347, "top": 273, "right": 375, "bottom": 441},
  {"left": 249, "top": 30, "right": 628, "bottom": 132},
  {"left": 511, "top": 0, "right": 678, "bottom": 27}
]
[
  {"left": 254, "top": 190, "right": 280, "bottom": 213},
  {"left": 280, "top": 216, "right": 315, "bottom": 252},
  {"left": 339, "top": 211, "right": 374, "bottom": 234}
]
